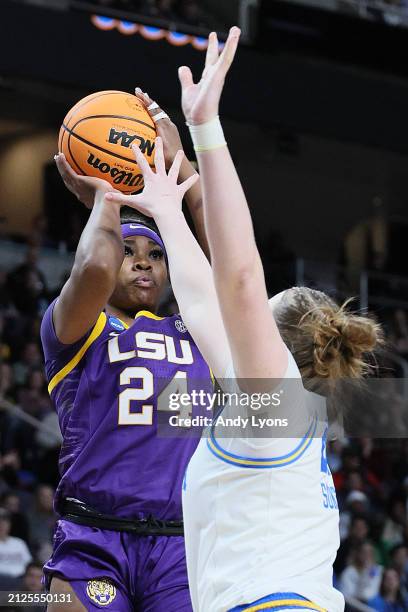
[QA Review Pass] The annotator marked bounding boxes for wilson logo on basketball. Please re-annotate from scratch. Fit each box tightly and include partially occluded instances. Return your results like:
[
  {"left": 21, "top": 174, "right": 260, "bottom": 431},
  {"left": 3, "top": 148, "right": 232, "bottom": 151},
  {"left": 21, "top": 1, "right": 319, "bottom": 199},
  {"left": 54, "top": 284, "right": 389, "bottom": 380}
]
[
  {"left": 87, "top": 153, "right": 144, "bottom": 188},
  {"left": 108, "top": 129, "right": 155, "bottom": 155}
]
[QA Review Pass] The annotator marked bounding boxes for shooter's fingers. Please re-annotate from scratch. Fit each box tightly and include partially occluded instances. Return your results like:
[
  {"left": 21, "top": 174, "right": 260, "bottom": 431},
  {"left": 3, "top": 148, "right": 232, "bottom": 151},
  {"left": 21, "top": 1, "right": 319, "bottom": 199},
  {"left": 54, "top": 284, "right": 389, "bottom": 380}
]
[
  {"left": 135, "top": 89, "right": 172, "bottom": 126},
  {"left": 54, "top": 153, "right": 77, "bottom": 184},
  {"left": 135, "top": 88, "right": 153, "bottom": 108}
]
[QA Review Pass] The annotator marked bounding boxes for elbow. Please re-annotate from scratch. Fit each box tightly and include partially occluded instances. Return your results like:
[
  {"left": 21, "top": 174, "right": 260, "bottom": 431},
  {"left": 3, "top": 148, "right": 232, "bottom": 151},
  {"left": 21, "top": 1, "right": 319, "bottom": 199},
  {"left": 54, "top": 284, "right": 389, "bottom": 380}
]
[
  {"left": 218, "top": 264, "right": 262, "bottom": 298},
  {"left": 214, "top": 263, "right": 267, "bottom": 315},
  {"left": 74, "top": 256, "right": 117, "bottom": 289},
  {"left": 231, "top": 266, "right": 258, "bottom": 291},
  {"left": 214, "top": 250, "right": 263, "bottom": 295},
  {"left": 82, "top": 256, "right": 111, "bottom": 276}
]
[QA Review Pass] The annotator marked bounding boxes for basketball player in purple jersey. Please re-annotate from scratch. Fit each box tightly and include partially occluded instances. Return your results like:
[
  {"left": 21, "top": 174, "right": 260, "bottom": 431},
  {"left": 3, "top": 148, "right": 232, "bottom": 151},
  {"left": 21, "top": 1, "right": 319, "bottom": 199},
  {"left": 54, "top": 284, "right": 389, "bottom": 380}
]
[{"left": 41, "top": 111, "right": 212, "bottom": 611}]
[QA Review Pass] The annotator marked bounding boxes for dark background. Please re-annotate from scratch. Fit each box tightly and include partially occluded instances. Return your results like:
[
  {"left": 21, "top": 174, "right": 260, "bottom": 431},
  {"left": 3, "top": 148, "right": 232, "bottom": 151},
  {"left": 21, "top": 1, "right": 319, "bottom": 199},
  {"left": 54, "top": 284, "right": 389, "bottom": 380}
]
[{"left": 1, "top": 0, "right": 408, "bottom": 267}]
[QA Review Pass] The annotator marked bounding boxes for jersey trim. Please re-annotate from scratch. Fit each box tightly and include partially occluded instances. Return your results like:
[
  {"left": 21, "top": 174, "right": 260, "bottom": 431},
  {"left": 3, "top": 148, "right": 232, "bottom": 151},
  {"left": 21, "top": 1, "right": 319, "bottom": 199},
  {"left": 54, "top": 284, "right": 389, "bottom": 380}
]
[
  {"left": 239, "top": 599, "right": 326, "bottom": 611},
  {"left": 47, "top": 312, "right": 107, "bottom": 395},
  {"left": 230, "top": 592, "right": 326, "bottom": 612},
  {"left": 207, "top": 416, "right": 317, "bottom": 468},
  {"left": 135, "top": 310, "right": 165, "bottom": 321}
]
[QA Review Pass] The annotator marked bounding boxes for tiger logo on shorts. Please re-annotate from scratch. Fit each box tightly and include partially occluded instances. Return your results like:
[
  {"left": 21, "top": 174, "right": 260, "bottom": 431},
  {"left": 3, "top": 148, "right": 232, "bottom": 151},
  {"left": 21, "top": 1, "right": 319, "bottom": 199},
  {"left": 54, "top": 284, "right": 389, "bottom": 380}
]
[{"left": 86, "top": 579, "right": 117, "bottom": 606}]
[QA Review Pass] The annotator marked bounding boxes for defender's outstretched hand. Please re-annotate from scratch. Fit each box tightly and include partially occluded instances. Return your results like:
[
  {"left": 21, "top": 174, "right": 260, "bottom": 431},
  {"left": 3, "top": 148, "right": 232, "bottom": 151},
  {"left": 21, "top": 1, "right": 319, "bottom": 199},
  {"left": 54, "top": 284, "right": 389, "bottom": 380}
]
[
  {"left": 105, "top": 137, "right": 199, "bottom": 218},
  {"left": 178, "top": 26, "right": 240, "bottom": 126},
  {"left": 54, "top": 153, "right": 116, "bottom": 209}
]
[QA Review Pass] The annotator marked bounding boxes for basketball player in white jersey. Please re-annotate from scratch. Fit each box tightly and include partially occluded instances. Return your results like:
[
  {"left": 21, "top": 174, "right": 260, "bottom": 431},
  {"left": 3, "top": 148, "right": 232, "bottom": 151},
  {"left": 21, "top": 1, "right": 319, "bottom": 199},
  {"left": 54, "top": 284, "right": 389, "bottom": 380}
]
[{"left": 107, "top": 27, "right": 382, "bottom": 612}]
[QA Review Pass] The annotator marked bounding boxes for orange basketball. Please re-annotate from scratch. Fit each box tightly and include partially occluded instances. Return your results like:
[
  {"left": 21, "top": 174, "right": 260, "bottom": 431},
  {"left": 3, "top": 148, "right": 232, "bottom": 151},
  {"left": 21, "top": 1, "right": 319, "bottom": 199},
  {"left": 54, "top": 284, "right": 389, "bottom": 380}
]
[{"left": 59, "top": 90, "right": 157, "bottom": 194}]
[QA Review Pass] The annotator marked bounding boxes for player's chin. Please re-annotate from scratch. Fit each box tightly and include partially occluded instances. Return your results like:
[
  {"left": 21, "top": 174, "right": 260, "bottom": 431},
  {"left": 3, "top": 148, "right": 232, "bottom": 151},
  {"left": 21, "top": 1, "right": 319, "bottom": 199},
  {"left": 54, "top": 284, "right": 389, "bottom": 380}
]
[{"left": 129, "top": 285, "right": 160, "bottom": 310}]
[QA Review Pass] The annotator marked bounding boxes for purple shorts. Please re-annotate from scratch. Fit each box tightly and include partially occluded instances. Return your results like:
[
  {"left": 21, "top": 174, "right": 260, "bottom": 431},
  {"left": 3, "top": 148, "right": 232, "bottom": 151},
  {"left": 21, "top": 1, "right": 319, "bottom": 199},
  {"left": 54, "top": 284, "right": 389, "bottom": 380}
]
[{"left": 43, "top": 519, "right": 192, "bottom": 611}]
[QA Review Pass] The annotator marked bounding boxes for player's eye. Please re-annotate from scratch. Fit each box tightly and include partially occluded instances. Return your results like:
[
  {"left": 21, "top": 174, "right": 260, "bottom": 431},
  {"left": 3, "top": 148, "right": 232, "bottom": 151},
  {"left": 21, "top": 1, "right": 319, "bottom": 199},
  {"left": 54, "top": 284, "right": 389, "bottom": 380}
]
[
  {"left": 124, "top": 245, "right": 133, "bottom": 257},
  {"left": 150, "top": 248, "right": 164, "bottom": 261}
]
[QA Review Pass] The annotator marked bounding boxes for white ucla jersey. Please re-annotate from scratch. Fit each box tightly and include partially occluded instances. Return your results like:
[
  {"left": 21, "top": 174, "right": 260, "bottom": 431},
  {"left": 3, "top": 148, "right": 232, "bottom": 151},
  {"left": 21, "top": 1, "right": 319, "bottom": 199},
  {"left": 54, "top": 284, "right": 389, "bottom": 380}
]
[{"left": 182, "top": 349, "right": 344, "bottom": 612}]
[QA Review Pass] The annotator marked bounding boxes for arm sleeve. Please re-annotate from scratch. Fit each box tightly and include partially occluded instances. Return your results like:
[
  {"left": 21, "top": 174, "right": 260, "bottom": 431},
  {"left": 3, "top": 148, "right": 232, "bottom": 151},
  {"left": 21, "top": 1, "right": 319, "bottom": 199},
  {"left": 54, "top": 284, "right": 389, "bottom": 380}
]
[
  {"left": 41, "top": 299, "right": 95, "bottom": 359},
  {"left": 40, "top": 299, "right": 69, "bottom": 360},
  {"left": 40, "top": 299, "right": 97, "bottom": 385}
]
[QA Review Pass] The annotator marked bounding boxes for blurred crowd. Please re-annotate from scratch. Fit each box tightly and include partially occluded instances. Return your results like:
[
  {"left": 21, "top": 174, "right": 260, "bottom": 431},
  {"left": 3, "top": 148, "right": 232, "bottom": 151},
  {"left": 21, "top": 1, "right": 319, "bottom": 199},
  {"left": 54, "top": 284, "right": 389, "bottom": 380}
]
[
  {"left": 386, "top": 308, "right": 408, "bottom": 361},
  {"left": 0, "top": 239, "right": 62, "bottom": 595},
  {"left": 329, "top": 438, "right": 408, "bottom": 609},
  {"left": 344, "top": 0, "right": 408, "bottom": 25},
  {"left": 90, "top": 0, "right": 220, "bottom": 29},
  {"left": 1, "top": 226, "right": 408, "bottom": 611}
]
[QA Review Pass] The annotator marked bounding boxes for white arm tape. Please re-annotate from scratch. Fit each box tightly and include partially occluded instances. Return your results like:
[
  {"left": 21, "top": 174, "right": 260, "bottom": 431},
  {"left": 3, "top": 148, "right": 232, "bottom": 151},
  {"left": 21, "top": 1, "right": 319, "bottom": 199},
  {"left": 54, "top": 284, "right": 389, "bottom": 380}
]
[{"left": 187, "top": 116, "right": 227, "bottom": 152}]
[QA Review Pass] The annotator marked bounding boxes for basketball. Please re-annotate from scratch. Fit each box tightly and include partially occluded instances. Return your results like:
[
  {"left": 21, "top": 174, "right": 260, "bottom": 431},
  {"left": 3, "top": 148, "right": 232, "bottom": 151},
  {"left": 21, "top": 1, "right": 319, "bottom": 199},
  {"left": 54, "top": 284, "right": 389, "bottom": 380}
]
[{"left": 59, "top": 90, "right": 157, "bottom": 194}]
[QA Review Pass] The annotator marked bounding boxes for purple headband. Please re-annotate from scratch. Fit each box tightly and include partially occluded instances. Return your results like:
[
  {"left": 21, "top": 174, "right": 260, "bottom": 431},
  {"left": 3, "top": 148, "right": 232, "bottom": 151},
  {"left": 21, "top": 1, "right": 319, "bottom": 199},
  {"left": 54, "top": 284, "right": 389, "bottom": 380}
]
[{"left": 121, "top": 223, "right": 167, "bottom": 263}]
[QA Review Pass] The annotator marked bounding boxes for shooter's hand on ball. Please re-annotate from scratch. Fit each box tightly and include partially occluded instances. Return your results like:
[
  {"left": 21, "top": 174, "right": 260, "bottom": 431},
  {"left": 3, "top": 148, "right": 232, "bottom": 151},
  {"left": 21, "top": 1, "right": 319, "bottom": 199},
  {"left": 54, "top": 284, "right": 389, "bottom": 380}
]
[
  {"left": 105, "top": 137, "right": 198, "bottom": 218},
  {"left": 54, "top": 153, "right": 117, "bottom": 209},
  {"left": 178, "top": 26, "right": 240, "bottom": 126},
  {"left": 134, "top": 88, "right": 183, "bottom": 169}
]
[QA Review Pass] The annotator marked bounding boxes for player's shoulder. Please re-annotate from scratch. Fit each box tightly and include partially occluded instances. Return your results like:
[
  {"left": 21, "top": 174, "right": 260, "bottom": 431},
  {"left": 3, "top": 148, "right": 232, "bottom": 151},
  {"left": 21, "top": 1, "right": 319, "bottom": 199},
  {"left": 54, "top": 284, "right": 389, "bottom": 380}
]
[
  {"left": 41, "top": 299, "right": 108, "bottom": 362},
  {"left": 40, "top": 298, "right": 58, "bottom": 341},
  {"left": 133, "top": 311, "right": 191, "bottom": 336},
  {"left": 44, "top": 309, "right": 108, "bottom": 395}
]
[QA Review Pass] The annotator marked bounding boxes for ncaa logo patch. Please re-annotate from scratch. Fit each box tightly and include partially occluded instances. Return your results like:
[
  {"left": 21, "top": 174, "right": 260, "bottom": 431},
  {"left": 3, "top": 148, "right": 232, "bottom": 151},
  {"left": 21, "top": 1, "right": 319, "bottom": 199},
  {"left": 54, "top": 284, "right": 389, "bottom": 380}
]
[
  {"left": 109, "top": 317, "right": 125, "bottom": 332},
  {"left": 175, "top": 319, "right": 187, "bottom": 333},
  {"left": 86, "top": 579, "right": 116, "bottom": 606}
]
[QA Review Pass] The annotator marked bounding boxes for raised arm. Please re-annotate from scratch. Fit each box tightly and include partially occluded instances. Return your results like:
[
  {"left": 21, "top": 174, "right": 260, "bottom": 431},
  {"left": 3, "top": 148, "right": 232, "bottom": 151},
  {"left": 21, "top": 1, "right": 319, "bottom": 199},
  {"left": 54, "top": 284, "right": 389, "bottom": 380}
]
[
  {"left": 178, "top": 28, "right": 288, "bottom": 385},
  {"left": 52, "top": 157, "right": 123, "bottom": 344},
  {"left": 106, "top": 138, "right": 231, "bottom": 378},
  {"left": 134, "top": 88, "right": 210, "bottom": 260}
]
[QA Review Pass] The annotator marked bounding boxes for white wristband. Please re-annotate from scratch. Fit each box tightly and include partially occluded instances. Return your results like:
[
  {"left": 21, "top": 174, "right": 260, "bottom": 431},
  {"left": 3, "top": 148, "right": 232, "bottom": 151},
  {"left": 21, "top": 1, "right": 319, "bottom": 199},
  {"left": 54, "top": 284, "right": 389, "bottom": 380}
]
[{"left": 187, "top": 116, "right": 227, "bottom": 153}]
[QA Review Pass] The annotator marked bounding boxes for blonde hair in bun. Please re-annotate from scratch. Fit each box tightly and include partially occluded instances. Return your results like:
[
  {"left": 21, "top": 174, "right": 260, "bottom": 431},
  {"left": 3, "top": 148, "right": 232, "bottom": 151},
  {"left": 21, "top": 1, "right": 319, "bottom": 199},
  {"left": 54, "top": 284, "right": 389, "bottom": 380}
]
[
  {"left": 302, "top": 299, "right": 381, "bottom": 381},
  {"left": 274, "top": 288, "right": 383, "bottom": 391}
]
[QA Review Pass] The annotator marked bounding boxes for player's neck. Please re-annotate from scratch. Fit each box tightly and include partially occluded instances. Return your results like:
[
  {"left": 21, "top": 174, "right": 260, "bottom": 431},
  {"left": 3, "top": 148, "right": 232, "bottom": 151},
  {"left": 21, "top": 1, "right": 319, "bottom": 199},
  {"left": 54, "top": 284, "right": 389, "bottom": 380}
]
[{"left": 105, "top": 304, "right": 157, "bottom": 327}]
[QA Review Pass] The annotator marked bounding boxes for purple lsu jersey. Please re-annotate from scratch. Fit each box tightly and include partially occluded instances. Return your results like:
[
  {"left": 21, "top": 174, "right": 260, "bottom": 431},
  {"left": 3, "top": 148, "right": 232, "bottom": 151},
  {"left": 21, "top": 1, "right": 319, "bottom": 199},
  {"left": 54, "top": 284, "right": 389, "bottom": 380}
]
[{"left": 40, "top": 302, "right": 212, "bottom": 520}]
